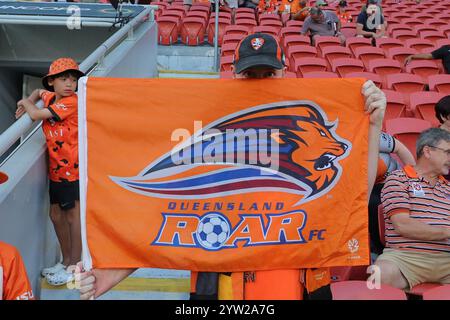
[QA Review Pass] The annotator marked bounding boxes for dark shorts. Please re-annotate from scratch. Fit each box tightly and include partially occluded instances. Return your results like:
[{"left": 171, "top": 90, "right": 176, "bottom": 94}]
[{"left": 49, "top": 180, "right": 79, "bottom": 211}]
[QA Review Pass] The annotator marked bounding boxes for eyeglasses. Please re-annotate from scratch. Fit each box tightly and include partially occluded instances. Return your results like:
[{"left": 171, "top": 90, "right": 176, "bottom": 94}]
[{"left": 429, "top": 146, "right": 450, "bottom": 156}]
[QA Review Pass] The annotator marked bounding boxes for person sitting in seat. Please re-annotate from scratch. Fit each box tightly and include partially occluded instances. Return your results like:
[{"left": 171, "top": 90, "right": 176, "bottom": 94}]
[
  {"left": 356, "top": 0, "right": 386, "bottom": 39},
  {"left": 405, "top": 45, "right": 450, "bottom": 75},
  {"left": 301, "top": 6, "right": 346, "bottom": 45}
]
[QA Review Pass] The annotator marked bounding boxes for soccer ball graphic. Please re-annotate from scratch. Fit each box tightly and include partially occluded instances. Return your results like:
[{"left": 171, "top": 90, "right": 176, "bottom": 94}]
[{"left": 196, "top": 213, "right": 231, "bottom": 250}]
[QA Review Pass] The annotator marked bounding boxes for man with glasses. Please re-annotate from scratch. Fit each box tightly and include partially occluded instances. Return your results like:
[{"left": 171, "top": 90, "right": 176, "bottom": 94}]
[{"left": 375, "top": 128, "right": 450, "bottom": 290}]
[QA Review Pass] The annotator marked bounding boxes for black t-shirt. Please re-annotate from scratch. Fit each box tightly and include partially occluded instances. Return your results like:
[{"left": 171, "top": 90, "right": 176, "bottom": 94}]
[
  {"left": 356, "top": 11, "right": 384, "bottom": 33},
  {"left": 432, "top": 45, "right": 450, "bottom": 74}
]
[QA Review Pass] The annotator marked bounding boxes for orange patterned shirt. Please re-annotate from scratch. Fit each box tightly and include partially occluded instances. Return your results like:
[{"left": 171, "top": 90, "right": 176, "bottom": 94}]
[{"left": 41, "top": 91, "right": 79, "bottom": 182}]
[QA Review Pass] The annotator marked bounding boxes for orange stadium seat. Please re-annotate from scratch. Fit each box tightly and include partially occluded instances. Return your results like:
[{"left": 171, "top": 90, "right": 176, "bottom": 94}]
[
  {"left": 258, "top": 13, "right": 281, "bottom": 23},
  {"left": 391, "top": 30, "right": 417, "bottom": 43},
  {"left": 220, "top": 42, "right": 238, "bottom": 57},
  {"left": 157, "top": 16, "right": 180, "bottom": 45},
  {"left": 420, "top": 31, "right": 447, "bottom": 44},
  {"left": 186, "top": 10, "right": 208, "bottom": 22},
  {"left": 207, "top": 17, "right": 231, "bottom": 45},
  {"left": 413, "top": 13, "right": 434, "bottom": 21},
  {"left": 210, "top": 12, "right": 232, "bottom": 22},
  {"left": 386, "top": 47, "right": 418, "bottom": 65},
  {"left": 413, "top": 24, "right": 439, "bottom": 35},
  {"left": 385, "top": 118, "right": 432, "bottom": 159},
  {"left": 288, "top": 45, "right": 318, "bottom": 69},
  {"left": 314, "top": 36, "right": 342, "bottom": 55},
  {"left": 235, "top": 18, "right": 258, "bottom": 30},
  {"left": 410, "top": 91, "right": 446, "bottom": 127},
  {"left": 331, "top": 58, "right": 365, "bottom": 78},
  {"left": 302, "top": 71, "right": 339, "bottom": 78},
  {"left": 428, "top": 74, "right": 450, "bottom": 94},
  {"left": 236, "top": 7, "right": 255, "bottom": 15},
  {"left": 387, "top": 23, "right": 412, "bottom": 36},
  {"left": 286, "top": 20, "right": 304, "bottom": 28},
  {"left": 331, "top": 281, "right": 407, "bottom": 300},
  {"left": 423, "top": 285, "right": 450, "bottom": 300},
  {"left": 368, "top": 59, "right": 403, "bottom": 85},
  {"left": 353, "top": 46, "right": 386, "bottom": 69},
  {"left": 344, "top": 72, "right": 382, "bottom": 88},
  {"left": 423, "top": 18, "right": 448, "bottom": 29},
  {"left": 405, "top": 60, "right": 441, "bottom": 83},
  {"left": 280, "top": 27, "right": 303, "bottom": 40},
  {"left": 293, "top": 57, "right": 328, "bottom": 77},
  {"left": 437, "top": 25, "right": 450, "bottom": 38},
  {"left": 190, "top": 4, "right": 211, "bottom": 13},
  {"left": 180, "top": 17, "right": 206, "bottom": 46},
  {"left": 389, "top": 12, "right": 410, "bottom": 21},
  {"left": 235, "top": 12, "right": 255, "bottom": 20},
  {"left": 375, "top": 38, "right": 404, "bottom": 55},
  {"left": 401, "top": 18, "right": 422, "bottom": 28},
  {"left": 260, "top": 19, "right": 283, "bottom": 30},
  {"left": 386, "top": 73, "right": 425, "bottom": 101}
]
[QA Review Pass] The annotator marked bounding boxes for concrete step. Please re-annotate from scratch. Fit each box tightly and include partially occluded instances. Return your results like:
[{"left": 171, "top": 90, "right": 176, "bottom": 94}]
[{"left": 40, "top": 268, "right": 191, "bottom": 300}]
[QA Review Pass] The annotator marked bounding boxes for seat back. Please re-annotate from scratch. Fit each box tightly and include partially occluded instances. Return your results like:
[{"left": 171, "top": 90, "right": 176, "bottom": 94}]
[{"left": 331, "top": 281, "right": 407, "bottom": 300}]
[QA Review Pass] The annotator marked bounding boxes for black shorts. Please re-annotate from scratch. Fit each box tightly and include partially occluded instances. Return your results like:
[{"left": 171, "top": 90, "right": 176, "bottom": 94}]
[{"left": 49, "top": 180, "right": 80, "bottom": 211}]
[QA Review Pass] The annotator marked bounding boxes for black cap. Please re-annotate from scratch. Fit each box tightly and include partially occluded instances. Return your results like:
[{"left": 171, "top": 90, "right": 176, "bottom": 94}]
[
  {"left": 339, "top": 0, "right": 347, "bottom": 7},
  {"left": 233, "top": 33, "right": 284, "bottom": 74}
]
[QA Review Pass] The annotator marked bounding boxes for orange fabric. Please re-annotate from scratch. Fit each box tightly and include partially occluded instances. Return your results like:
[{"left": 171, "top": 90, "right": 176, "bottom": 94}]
[
  {"left": 0, "top": 242, "right": 34, "bottom": 300},
  {"left": 44, "top": 57, "right": 82, "bottom": 78},
  {"left": 303, "top": 267, "right": 331, "bottom": 293},
  {"left": 218, "top": 272, "right": 244, "bottom": 300},
  {"left": 80, "top": 78, "right": 370, "bottom": 271},
  {"left": 403, "top": 164, "right": 447, "bottom": 182},
  {"left": 41, "top": 91, "right": 79, "bottom": 182},
  {"left": 376, "top": 158, "right": 387, "bottom": 184},
  {"left": 190, "top": 271, "right": 198, "bottom": 293},
  {"left": 258, "top": 0, "right": 278, "bottom": 13},
  {"left": 336, "top": 10, "right": 352, "bottom": 23},
  {"left": 279, "top": 0, "right": 301, "bottom": 14},
  {"left": 244, "top": 269, "right": 304, "bottom": 299}
]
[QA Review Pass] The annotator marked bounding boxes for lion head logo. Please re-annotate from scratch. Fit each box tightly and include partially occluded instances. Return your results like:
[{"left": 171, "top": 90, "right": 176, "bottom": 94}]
[{"left": 111, "top": 101, "right": 351, "bottom": 205}]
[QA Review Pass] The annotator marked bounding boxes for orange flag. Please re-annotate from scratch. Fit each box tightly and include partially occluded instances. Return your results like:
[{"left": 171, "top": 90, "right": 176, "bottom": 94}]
[{"left": 79, "top": 78, "right": 370, "bottom": 271}]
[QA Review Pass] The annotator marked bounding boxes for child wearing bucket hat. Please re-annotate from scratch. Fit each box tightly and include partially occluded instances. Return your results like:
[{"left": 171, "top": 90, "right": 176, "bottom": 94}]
[{"left": 15, "top": 57, "right": 84, "bottom": 286}]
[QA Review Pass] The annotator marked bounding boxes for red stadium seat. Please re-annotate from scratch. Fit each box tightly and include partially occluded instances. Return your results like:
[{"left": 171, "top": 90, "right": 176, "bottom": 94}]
[
  {"left": 280, "top": 27, "right": 302, "bottom": 40},
  {"left": 389, "top": 12, "right": 410, "bottom": 21},
  {"left": 331, "top": 58, "right": 365, "bottom": 78},
  {"left": 423, "top": 18, "right": 448, "bottom": 28},
  {"left": 207, "top": 17, "right": 231, "bottom": 45},
  {"left": 344, "top": 72, "right": 382, "bottom": 88},
  {"left": 346, "top": 37, "right": 373, "bottom": 56},
  {"left": 387, "top": 23, "right": 412, "bottom": 36},
  {"left": 435, "top": 39, "right": 450, "bottom": 49},
  {"left": 283, "top": 35, "right": 311, "bottom": 55},
  {"left": 190, "top": 4, "right": 210, "bottom": 13},
  {"left": 385, "top": 118, "right": 432, "bottom": 159},
  {"left": 330, "top": 267, "right": 352, "bottom": 282},
  {"left": 437, "top": 25, "right": 450, "bottom": 38},
  {"left": 186, "top": 10, "right": 208, "bottom": 22},
  {"left": 235, "top": 12, "right": 255, "bottom": 21},
  {"left": 224, "top": 25, "right": 250, "bottom": 37},
  {"left": 405, "top": 60, "right": 441, "bottom": 82},
  {"left": 235, "top": 18, "right": 257, "bottom": 30},
  {"left": 386, "top": 73, "right": 425, "bottom": 100},
  {"left": 410, "top": 91, "right": 446, "bottom": 127},
  {"left": 286, "top": 20, "right": 303, "bottom": 28},
  {"left": 321, "top": 46, "right": 352, "bottom": 66},
  {"left": 340, "top": 23, "right": 356, "bottom": 38},
  {"left": 368, "top": 59, "right": 403, "bottom": 84},
  {"left": 220, "top": 55, "right": 234, "bottom": 72},
  {"left": 260, "top": 19, "right": 283, "bottom": 30},
  {"left": 423, "top": 285, "right": 450, "bottom": 300},
  {"left": 210, "top": 12, "right": 232, "bottom": 22},
  {"left": 285, "top": 71, "right": 297, "bottom": 78},
  {"left": 220, "top": 42, "right": 238, "bottom": 57},
  {"left": 428, "top": 74, "right": 450, "bottom": 94},
  {"left": 252, "top": 26, "right": 280, "bottom": 37},
  {"left": 220, "top": 71, "right": 233, "bottom": 79},
  {"left": 401, "top": 18, "right": 423, "bottom": 28},
  {"left": 382, "top": 89, "right": 407, "bottom": 123},
  {"left": 313, "top": 36, "right": 342, "bottom": 55},
  {"left": 412, "top": 24, "right": 439, "bottom": 35},
  {"left": 293, "top": 57, "right": 328, "bottom": 77},
  {"left": 302, "top": 71, "right": 339, "bottom": 78},
  {"left": 258, "top": 13, "right": 281, "bottom": 23},
  {"left": 353, "top": 46, "right": 385, "bottom": 69},
  {"left": 413, "top": 13, "right": 435, "bottom": 21},
  {"left": 375, "top": 38, "right": 404, "bottom": 56},
  {"left": 331, "top": 281, "right": 407, "bottom": 300},
  {"left": 222, "top": 33, "right": 245, "bottom": 46},
  {"left": 407, "top": 283, "right": 443, "bottom": 297},
  {"left": 157, "top": 16, "right": 179, "bottom": 45},
  {"left": 236, "top": 7, "right": 255, "bottom": 15},
  {"left": 288, "top": 45, "right": 318, "bottom": 69},
  {"left": 386, "top": 47, "right": 418, "bottom": 65},
  {"left": 180, "top": 17, "right": 206, "bottom": 46},
  {"left": 404, "top": 39, "right": 435, "bottom": 53},
  {"left": 420, "top": 31, "right": 447, "bottom": 44},
  {"left": 391, "top": 30, "right": 416, "bottom": 42}
]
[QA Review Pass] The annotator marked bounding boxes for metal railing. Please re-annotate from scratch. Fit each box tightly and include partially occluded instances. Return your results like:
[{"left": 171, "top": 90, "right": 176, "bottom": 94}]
[{"left": 0, "top": 4, "right": 157, "bottom": 160}]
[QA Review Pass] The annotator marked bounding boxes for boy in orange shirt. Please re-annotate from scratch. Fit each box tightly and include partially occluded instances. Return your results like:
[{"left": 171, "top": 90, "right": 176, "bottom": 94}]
[
  {"left": 15, "top": 58, "right": 84, "bottom": 286},
  {"left": 0, "top": 241, "right": 34, "bottom": 300}
]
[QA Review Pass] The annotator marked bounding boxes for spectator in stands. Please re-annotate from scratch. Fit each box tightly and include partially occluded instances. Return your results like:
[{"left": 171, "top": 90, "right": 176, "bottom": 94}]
[
  {"left": 335, "top": 0, "right": 352, "bottom": 24},
  {"left": 301, "top": 6, "right": 346, "bottom": 45},
  {"left": 15, "top": 58, "right": 84, "bottom": 286},
  {"left": 238, "top": 0, "right": 259, "bottom": 9},
  {"left": 404, "top": 45, "right": 450, "bottom": 74},
  {"left": 356, "top": 0, "right": 386, "bottom": 39},
  {"left": 258, "top": 0, "right": 278, "bottom": 13},
  {"left": 375, "top": 128, "right": 450, "bottom": 290},
  {"left": 369, "top": 133, "right": 416, "bottom": 255},
  {"left": 291, "top": 0, "right": 311, "bottom": 21},
  {"left": 0, "top": 241, "right": 34, "bottom": 300},
  {"left": 279, "top": 0, "right": 304, "bottom": 17},
  {"left": 435, "top": 95, "right": 450, "bottom": 181},
  {"left": 78, "top": 33, "right": 387, "bottom": 300}
]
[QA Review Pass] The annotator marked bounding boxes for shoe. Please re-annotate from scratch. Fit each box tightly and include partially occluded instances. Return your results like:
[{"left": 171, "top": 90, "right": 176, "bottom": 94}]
[
  {"left": 46, "top": 269, "right": 74, "bottom": 286},
  {"left": 41, "top": 262, "right": 66, "bottom": 277}
]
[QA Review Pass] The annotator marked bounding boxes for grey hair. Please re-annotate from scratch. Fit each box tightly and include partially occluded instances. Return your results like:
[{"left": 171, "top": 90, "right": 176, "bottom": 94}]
[{"left": 416, "top": 128, "right": 450, "bottom": 158}]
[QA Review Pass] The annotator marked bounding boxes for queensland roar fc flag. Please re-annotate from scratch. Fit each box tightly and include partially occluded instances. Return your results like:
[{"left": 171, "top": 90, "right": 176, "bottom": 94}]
[{"left": 78, "top": 78, "right": 370, "bottom": 271}]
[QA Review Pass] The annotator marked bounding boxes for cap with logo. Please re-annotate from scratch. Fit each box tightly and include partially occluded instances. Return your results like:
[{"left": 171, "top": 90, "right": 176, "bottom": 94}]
[
  {"left": 233, "top": 33, "right": 284, "bottom": 74},
  {"left": 42, "top": 57, "right": 85, "bottom": 92}
]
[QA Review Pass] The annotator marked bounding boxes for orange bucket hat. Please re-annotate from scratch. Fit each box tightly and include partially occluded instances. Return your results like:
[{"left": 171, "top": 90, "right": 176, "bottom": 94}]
[{"left": 42, "top": 57, "right": 85, "bottom": 91}]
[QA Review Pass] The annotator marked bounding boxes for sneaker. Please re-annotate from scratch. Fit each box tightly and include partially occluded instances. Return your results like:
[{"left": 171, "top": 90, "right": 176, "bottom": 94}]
[
  {"left": 46, "top": 269, "right": 74, "bottom": 286},
  {"left": 41, "top": 262, "right": 66, "bottom": 277}
]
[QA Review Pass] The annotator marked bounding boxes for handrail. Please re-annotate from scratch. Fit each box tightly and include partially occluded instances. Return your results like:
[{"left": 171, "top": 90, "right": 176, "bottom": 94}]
[{"left": 0, "top": 5, "right": 156, "bottom": 159}]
